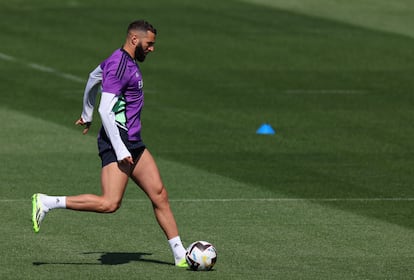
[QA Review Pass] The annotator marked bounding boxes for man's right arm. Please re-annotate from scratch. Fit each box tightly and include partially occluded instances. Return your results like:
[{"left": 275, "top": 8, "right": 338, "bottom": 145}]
[{"left": 80, "top": 65, "right": 103, "bottom": 123}]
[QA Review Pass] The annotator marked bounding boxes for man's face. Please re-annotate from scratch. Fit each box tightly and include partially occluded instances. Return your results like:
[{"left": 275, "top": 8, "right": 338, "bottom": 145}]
[{"left": 134, "top": 31, "right": 156, "bottom": 62}]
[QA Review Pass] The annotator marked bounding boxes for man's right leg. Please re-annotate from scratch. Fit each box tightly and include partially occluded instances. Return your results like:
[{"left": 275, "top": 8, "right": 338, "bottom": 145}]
[
  {"left": 66, "top": 162, "right": 130, "bottom": 213},
  {"left": 32, "top": 162, "right": 130, "bottom": 233}
]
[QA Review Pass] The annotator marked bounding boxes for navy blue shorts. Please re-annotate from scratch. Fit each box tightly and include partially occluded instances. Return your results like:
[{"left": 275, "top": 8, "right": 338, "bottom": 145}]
[{"left": 97, "top": 126, "right": 146, "bottom": 167}]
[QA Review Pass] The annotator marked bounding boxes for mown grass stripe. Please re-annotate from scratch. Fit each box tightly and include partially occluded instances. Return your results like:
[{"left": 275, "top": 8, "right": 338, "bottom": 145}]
[{"left": 2, "top": 198, "right": 414, "bottom": 203}]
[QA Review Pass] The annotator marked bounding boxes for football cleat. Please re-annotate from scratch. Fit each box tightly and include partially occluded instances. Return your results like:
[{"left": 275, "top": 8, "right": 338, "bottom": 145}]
[
  {"left": 32, "top": 194, "right": 47, "bottom": 233},
  {"left": 175, "top": 257, "right": 189, "bottom": 268}
]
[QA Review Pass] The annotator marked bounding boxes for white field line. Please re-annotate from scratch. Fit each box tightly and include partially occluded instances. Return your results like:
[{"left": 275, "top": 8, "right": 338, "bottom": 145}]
[
  {"left": 1, "top": 198, "right": 414, "bottom": 203},
  {"left": 170, "top": 198, "right": 414, "bottom": 202},
  {"left": 0, "top": 52, "right": 16, "bottom": 61},
  {"left": 284, "top": 89, "right": 368, "bottom": 95},
  {"left": 0, "top": 52, "right": 84, "bottom": 83}
]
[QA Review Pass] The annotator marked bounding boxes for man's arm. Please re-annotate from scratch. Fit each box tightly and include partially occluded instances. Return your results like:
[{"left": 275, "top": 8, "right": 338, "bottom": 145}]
[
  {"left": 98, "top": 92, "right": 132, "bottom": 164},
  {"left": 75, "top": 65, "right": 103, "bottom": 134}
]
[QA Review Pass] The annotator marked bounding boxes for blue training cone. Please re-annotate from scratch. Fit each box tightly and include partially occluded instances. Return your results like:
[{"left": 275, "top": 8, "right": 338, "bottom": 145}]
[{"left": 256, "top": 123, "right": 276, "bottom": 135}]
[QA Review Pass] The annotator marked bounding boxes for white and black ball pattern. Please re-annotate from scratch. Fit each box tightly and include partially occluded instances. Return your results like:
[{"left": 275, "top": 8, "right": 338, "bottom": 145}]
[{"left": 185, "top": 241, "right": 217, "bottom": 271}]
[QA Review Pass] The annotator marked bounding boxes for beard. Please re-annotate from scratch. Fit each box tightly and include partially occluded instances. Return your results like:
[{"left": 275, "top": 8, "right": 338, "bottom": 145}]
[{"left": 134, "top": 43, "right": 146, "bottom": 62}]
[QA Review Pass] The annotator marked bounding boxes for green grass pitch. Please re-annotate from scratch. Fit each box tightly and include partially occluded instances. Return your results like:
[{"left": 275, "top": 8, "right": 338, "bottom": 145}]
[{"left": 1, "top": 0, "right": 414, "bottom": 279}]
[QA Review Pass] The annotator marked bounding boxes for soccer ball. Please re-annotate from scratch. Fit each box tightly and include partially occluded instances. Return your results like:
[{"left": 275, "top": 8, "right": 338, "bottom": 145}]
[{"left": 185, "top": 241, "right": 217, "bottom": 271}]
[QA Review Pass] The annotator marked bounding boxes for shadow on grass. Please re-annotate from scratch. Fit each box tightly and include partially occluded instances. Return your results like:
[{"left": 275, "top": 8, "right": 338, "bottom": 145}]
[{"left": 33, "top": 252, "right": 173, "bottom": 266}]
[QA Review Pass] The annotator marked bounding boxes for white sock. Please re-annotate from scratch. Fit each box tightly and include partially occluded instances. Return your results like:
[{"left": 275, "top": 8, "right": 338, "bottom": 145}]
[
  {"left": 40, "top": 194, "right": 66, "bottom": 211},
  {"left": 168, "top": 236, "right": 187, "bottom": 263}
]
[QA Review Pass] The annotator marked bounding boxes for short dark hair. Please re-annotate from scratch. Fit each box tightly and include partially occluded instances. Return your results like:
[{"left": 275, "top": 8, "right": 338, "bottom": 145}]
[{"left": 127, "top": 20, "right": 157, "bottom": 35}]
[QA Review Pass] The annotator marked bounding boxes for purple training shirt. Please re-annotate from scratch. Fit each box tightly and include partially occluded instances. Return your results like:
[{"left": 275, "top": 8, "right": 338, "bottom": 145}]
[{"left": 100, "top": 48, "right": 144, "bottom": 141}]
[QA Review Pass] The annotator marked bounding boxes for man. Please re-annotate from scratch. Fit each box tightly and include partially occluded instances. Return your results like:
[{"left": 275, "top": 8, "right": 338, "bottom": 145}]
[{"left": 31, "top": 20, "right": 188, "bottom": 268}]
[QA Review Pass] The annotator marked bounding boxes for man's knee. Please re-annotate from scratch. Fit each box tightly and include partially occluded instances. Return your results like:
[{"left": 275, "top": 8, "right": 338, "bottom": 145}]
[
  {"left": 151, "top": 186, "right": 169, "bottom": 207},
  {"left": 100, "top": 198, "right": 121, "bottom": 213}
]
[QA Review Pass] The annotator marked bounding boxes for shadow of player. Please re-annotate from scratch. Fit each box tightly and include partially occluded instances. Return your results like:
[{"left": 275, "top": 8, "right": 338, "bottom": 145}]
[{"left": 33, "top": 252, "right": 172, "bottom": 266}]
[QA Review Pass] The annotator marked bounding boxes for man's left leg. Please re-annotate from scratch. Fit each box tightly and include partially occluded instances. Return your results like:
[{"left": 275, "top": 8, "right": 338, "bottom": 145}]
[{"left": 130, "top": 149, "right": 187, "bottom": 267}]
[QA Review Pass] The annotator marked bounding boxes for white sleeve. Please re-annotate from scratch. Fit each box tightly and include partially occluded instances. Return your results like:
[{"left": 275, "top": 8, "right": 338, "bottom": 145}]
[
  {"left": 98, "top": 92, "right": 131, "bottom": 161},
  {"left": 80, "top": 65, "right": 103, "bottom": 123}
]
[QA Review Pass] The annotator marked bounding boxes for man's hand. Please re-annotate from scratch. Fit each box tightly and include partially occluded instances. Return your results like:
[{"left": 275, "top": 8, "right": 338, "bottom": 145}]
[
  {"left": 120, "top": 156, "right": 134, "bottom": 165},
  {"left": 75, "top": 118, "right": 91, "bottom": 135}
]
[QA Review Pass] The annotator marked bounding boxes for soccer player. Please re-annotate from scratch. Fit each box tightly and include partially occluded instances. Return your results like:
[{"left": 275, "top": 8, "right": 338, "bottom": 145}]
[{"left": 31, "top": 20, "right": 188, "bottom": 268}]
